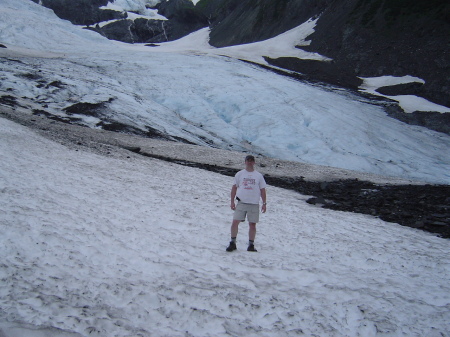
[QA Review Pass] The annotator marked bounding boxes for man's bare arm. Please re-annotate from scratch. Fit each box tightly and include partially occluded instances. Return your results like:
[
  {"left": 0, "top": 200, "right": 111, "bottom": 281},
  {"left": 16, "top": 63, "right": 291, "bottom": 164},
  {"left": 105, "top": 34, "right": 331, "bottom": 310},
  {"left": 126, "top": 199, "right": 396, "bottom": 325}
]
[
  {"left": 230, "top": 184, "right": 237, "bottom": 210},
  {"left": 261, "top": 188, "right": 267, "bottom": 213}
]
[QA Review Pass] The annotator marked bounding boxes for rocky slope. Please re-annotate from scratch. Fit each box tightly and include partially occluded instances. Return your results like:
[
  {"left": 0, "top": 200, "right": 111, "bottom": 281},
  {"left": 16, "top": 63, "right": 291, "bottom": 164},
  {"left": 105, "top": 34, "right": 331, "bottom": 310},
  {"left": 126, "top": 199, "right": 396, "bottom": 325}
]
[
  {"left": 31, "top": 0, "right": 208, "bottom": 43},
  {"left": 198, "top": 0, "right": 329, "bottom": 47},
  {"left": 270, "top": 0, "right": 450, "bottom": 129},
  {"left": 32, "top": 0, "right": 115, "bottom": 25}
]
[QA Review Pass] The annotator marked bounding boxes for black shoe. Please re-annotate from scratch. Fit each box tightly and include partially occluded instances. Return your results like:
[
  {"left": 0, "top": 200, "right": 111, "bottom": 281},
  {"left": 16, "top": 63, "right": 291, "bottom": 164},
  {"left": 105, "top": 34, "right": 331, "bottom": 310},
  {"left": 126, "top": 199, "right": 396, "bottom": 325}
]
[
  {"left": 247, "top": 244, "right": 257, "bottom": 252},
  {"left": 226, "top": 241, "right": 237, "bottom": 252}
]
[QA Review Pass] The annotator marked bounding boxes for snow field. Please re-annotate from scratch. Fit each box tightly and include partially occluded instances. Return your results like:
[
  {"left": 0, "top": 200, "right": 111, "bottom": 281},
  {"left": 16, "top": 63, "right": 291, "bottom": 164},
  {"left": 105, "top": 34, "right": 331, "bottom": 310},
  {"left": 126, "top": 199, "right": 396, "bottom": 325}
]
[
  {"left": 1, "top": 117, "right": 449, "bottom": 337},
  {"left": 1, "top": 0, "right": 449, "bottom": 335}
]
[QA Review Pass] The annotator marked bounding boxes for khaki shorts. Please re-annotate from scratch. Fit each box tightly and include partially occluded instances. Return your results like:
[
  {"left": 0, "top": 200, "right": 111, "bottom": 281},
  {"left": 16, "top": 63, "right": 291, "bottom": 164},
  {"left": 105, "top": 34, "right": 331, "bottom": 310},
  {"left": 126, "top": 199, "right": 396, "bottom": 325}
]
[{"left": 233, "top": 202, "right": 260, "bottom": 223}]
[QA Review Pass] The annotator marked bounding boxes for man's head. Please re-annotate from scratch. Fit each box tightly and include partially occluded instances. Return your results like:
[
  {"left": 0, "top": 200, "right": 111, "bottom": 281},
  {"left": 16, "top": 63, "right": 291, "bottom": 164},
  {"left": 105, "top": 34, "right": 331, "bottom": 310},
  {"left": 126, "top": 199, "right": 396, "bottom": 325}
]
[
  {"left": 245, "top": 155, "right": 255, "bottom": 162},
  {"left": 245, "top": 155, "right": 255, "bottom": 171}
]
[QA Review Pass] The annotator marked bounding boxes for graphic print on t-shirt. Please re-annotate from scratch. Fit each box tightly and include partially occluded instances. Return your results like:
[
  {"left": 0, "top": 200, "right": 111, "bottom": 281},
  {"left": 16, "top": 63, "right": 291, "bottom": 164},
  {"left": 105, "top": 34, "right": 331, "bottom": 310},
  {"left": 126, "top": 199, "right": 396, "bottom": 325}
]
[{"left": 243, "top": 178, "right": 256, "bottom": 189}]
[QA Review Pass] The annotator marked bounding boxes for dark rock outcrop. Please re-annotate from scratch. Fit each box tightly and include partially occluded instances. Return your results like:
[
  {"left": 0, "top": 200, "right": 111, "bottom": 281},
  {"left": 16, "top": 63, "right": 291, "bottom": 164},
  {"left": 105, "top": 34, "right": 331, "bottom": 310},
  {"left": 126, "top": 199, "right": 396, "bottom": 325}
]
[
  {"left": 33, "top": 0, "right": 208, "bottom": 44},
  {"left": 385, "top": 109, "right": 450, "bottom": 135},
  {"left": 265, "top": 57, "right": 363, "bottom": 90},
  {"left": 91, "top": 19, "right": 137, "bottom": 43},
  {"left": 31, "top": 0, "right": 126, "bottom": 26},
  {"left": 376, "top": 82, "right": 425, "bottom": 97},
  {"left": 290, "top": 0, "right": 450, "bottom": 109},
  {"left": 146, "top": 0, "right": 209, "bottom": 42},
  {"left": 198, "top": 0, "right": 330, "bottom": 47}
]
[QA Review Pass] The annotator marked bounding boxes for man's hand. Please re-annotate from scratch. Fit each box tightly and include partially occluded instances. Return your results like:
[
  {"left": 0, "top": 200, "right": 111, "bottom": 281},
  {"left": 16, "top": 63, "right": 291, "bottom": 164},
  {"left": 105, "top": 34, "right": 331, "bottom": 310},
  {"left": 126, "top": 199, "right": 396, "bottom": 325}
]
[
  {"left": 261, "top": 204, "right": 266, "bottom": 213},
  {"left": 231, "top": 201, "right": 236, "bottom": 210}
]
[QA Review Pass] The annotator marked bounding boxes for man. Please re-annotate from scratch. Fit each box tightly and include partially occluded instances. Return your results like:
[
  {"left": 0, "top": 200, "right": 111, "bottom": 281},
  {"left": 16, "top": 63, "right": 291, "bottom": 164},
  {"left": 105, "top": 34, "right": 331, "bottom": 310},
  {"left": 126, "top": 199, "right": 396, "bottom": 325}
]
[{"left": 226, "top": 155, "right": 267, "bottom": 252}]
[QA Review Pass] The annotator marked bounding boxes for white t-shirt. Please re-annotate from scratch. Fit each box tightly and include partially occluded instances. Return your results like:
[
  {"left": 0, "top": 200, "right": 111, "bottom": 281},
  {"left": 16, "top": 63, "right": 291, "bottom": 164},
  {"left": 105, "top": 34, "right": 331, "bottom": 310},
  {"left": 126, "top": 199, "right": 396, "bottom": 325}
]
[{"left": 234, "top": 169, "right": 267, "bottom": 204}]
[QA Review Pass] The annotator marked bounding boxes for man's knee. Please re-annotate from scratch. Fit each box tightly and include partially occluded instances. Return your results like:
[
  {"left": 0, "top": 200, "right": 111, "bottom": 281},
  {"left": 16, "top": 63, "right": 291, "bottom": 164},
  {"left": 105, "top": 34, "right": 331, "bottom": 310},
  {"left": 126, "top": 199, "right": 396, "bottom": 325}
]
[{"left": 232, "top": 219, "right": 241, "bottom": 226}]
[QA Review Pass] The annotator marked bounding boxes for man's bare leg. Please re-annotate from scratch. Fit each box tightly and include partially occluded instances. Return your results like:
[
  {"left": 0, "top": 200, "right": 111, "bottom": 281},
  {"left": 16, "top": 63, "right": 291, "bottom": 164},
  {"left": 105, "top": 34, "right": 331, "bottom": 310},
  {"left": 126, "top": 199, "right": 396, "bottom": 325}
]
[
  {"left": 248, "top": 222, "right": 256, "bottom": 241},
  {"left": 231, "top": 219, "right": 241, "bottom": 238},
  {"left": 247, "top": 222, "right": 257, "bottom": 251},
  {"left": 226, "top": 219, "right": 241, "bottom": 252}
]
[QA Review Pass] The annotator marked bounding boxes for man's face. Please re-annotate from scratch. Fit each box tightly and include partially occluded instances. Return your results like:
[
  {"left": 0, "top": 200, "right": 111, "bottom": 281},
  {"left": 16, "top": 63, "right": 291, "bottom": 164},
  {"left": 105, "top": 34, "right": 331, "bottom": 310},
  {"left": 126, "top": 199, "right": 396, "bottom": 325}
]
[{"left": 245, "top": 159, "right": 255, "bottom": 170}]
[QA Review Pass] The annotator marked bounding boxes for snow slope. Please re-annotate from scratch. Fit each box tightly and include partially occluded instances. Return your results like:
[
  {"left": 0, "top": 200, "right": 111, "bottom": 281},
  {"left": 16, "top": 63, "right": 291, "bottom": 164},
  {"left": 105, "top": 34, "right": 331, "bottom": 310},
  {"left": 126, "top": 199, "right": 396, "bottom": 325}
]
[
  {"left": 0, "top": 0, "right": 449, "bottom": 184},
  {"left": 1, "top": 116, "right": 449, "bottom": 337},
  {"left": 359, "top": 76, "right": 450, "bottom": 114}
]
